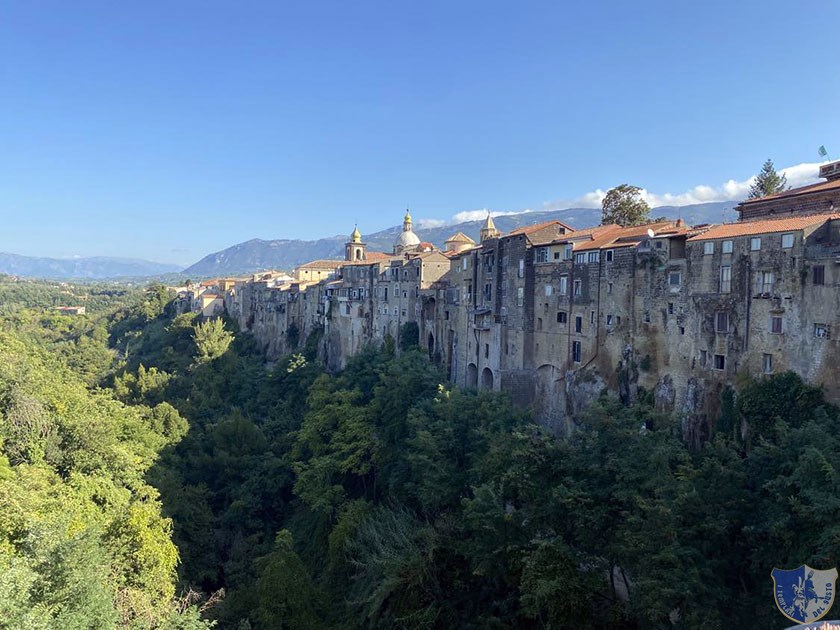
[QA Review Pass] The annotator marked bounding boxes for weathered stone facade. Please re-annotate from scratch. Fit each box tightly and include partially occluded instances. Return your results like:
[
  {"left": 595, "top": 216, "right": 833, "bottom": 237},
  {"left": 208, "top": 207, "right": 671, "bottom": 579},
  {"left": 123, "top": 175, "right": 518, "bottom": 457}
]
[{"left": 221, "top": 164, "right": 840, "bottom": 437}]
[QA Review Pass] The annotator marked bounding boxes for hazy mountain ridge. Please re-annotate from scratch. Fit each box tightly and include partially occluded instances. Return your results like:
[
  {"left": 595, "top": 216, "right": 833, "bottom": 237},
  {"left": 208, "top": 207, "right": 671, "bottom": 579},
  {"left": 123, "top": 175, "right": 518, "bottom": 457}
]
[
  {"left": 0, "top": 253, "right": 181, "bottom": 280},
  {"left": 184, "top": 201, "right": 737, "bottom": 276}
]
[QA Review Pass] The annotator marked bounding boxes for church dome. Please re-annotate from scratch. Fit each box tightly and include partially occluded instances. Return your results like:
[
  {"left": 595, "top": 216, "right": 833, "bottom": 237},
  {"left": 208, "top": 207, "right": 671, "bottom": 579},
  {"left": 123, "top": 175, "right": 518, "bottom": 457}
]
[
  {"left": 350, "top": 225, "right": 362, "bottom": 243},
  {"left": 395, "top": 229, "right": 421, "bottom": 249},
  {"left": 394, "top": 208, "right": 421, "bottom": 253}
]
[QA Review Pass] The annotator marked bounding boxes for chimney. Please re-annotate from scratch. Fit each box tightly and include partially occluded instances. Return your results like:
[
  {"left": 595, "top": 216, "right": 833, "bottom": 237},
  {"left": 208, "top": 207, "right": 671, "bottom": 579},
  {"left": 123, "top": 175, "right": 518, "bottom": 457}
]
[{"left": 819, "top": 160, "right": 840, "bottom": 182}]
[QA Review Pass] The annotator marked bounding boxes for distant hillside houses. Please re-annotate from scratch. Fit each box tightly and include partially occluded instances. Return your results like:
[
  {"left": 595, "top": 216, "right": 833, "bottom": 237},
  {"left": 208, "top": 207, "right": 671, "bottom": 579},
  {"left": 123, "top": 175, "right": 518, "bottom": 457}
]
[
  {"left": 55, "top": 305, "right": 86, "bottom": 315},
  {"left": 211, "top": 162, "right": 840, "bottom": 440}
]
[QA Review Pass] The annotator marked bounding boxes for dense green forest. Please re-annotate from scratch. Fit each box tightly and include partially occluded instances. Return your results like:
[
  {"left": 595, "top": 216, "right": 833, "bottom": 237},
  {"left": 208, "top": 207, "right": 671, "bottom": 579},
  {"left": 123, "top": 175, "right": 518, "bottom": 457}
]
[{"left": 1, "top": 282, "right": 839, "bottom": 628}]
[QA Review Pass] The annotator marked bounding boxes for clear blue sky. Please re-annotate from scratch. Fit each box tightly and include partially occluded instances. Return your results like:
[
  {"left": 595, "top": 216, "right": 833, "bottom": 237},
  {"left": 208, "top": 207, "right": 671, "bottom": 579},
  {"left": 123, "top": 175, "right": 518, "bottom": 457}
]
[{"left": 1, "top": 0, "right": 837, "bottom": 266}]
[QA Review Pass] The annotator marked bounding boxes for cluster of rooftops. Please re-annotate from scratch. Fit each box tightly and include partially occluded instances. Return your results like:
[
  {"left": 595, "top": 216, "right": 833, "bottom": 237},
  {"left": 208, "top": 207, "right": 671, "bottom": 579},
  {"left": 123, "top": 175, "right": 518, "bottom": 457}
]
[
  {"left": 235, "top": 161, "right": 840, "bottom": 289},
  {"left": 330, "top": 161, "right": 840, "bottom": 272}
]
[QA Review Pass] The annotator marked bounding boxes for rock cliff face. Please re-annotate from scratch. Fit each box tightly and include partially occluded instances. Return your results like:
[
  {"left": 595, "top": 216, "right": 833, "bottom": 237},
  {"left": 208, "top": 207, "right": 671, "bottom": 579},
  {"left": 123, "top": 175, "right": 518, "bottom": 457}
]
[{"left": 223, "top": 192, "right": 840, "bottom": 440}]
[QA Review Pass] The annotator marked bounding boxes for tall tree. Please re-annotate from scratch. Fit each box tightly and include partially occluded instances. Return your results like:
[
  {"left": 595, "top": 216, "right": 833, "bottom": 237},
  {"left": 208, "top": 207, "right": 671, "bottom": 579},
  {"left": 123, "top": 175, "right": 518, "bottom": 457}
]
[
  {"left": 601, "top": 184, "right": 650, "bottom": 226},
  {"left": 748, "top": 158, "right": 788, "bottom": 199}
]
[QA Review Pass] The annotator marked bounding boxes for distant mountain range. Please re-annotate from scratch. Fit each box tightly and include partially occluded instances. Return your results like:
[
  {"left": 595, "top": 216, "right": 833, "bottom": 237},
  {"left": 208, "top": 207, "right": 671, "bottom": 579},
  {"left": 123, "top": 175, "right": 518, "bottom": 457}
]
[
  {"left": 2, "top": 201, "right": 738, "bottom": 280},
  {"left": 0, "top": 253, "right": 181, "bottom": 280},
  {"left": 183, "top": 201, "right": 738, "bottom": 277}
]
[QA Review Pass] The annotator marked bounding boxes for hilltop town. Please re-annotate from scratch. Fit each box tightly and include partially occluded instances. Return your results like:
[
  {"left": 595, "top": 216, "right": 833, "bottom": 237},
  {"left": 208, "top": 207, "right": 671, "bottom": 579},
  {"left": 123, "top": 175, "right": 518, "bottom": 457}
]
[{"left": 177, "top": 160, "right": 840, "bottom": 440}]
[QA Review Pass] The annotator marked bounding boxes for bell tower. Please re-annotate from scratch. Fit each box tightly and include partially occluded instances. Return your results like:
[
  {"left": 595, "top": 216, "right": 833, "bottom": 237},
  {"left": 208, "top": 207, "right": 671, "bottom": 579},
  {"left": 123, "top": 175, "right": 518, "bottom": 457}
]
[
  {"left": 480, "top": 212, "right": 500, "bottom": 241},
  {"left": 345, "top": 225, "right": 366, "bottom": 261}
]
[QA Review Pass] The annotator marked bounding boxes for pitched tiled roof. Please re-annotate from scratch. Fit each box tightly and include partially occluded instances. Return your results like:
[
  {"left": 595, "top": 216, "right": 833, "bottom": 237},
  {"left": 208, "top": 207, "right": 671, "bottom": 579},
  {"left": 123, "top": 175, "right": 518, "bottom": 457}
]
[
  {"left": 506, "top": 220, "right": 575, "bottom": 237},
  {"left": 574, "top": 221, "right": 680, "bottom": 251},
  {"left": 297, "top": 259, "right": 344, "bottom": 269},
  {"left": 445, "top": 231, "right": 475, "bottom": 244},
  {"left": 363, "top": 251, "right": 391, "bottom": 261},
  {"left": 444, "top": 246, "right": 478, "bottom": 258},
  {"left": 687, "top": 213, "right": 840, "bottom": 241},
  {"left": 739, "top": 178, "right": 840, "bottom": 205},
  {"left": 530, "top": 223, "right": 620, "bottom": 246}
]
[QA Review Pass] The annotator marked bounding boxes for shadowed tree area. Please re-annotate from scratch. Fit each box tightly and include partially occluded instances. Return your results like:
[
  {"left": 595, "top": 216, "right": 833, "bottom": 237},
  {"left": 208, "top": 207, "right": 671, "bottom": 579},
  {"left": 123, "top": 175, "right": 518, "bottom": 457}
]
[{"left": 3, "top": 284, "right": 840, "bottom": 628}]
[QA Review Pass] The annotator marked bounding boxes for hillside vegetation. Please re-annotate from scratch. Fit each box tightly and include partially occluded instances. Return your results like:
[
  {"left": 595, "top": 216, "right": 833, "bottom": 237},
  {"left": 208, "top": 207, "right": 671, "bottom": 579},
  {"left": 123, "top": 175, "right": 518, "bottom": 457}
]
[{"left": 1, "top": 281, "right": 838, "bottom": 628}]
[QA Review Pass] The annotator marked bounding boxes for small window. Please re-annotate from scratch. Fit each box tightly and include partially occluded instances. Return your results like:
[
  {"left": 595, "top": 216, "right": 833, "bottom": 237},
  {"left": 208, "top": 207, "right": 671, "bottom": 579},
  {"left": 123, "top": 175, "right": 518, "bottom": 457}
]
[
  {"left": 750, "top": 237, "right": 761, "bottom": 251},
  {"left": 516, "top": 287, "right": 524, "bottom": 307},
  {"left": 699, "top": 350, "right": 707, "bottom": 367},
  {"left": 679, "top": 326, "right": 685, "bottom": 335},
  {"left": 715, "top": 311, "right": 729, "bottom": 333},
  {"left": 588, "top": 251, "right": 600, "bottom": 263},
  {"left": 545, "top": 285, "right": 553, "bottom": 297},
  {"left": 518, "top": 259, "right": 524, "bottom": 278},
  {"left": 607, "top": 282, "right": 613, "bottom": 294},
  {"left": 605, "top": 249, "right": 614, "bottom": 262},
  {"left": 606, "top": 314, "right": 613, "bottom": 326},
  {"left": 572, "top": 341, "right": 582, "bottom": 363},
  {"left": 755, "top": 271, "right": 774, "bottom": 294},
  {"left": 590, "top": 310, "right": 595, "bottom": 324},
  {"left": 669, "top": 271, "right": 681, "bottom": 287},
  {"left": 720, "top": 265, "right": 732, "bottom": 293},
  {"left": 573, "top": 280, "right": 582, "bottom": 296},
  {"left": 770, "top": 316, "right": 782, "bottom": 334},
  {"left": 704, "top": 242, "right": 715, "bottom": 255},
  {"left": 781, "top": 233, "right": 794, "bottom": 248},
  {"left": 616, "top": 316, "right": 622, "bottom": 326},
  {"left": 556, "top": 311, "right": 567, "bottom": 324},
  {"left": 814, "top": 266, "right": 825, "bottom": 285},
  {"left": 537, "top": 247, "right": 550, "bottom": 263},
  {"left": 763, "top": 353, "right": 773, "bottom": 374},
  {"left": 644, "top": 311, "right": 651, "bottom": 323},
  {"left": 564, "top": 245, "right": 573, "bottom": 260},
  {"left": 722, "top": 240, "right": 733, "bottom": 254},
  {"left": 553, "top": 251, "right": 560, "bottom": 260},
  {"left": 815, "top": 323, "right": 830, "bottom": 339},
  {"left": 559, "top": 275, "right": 568, "bottom": 295},
  {"left": 668, "top": 302, "right": 674, "bottom": 314},
  {"left": 575, "top": 253, "right": 586, "bottom": 264},
  {"left": 713, "top": 354, "right": 726, "bottom": 370},
  {"left": 484, "top": 344, "right": 489, "bottom": 358},
  {"left": 655, "top": 240, "right": 663, "bottom": 249},
  {"left": 575, "top": 315, "right": 582, "bottom": 333},
  {"left": 537, "top": 317, "right": 543, "bottom": 331}
]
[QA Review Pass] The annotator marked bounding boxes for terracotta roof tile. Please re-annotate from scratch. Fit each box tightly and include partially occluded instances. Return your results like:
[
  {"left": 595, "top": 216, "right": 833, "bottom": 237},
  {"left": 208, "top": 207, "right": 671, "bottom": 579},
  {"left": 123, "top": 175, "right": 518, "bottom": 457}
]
[
  {"left": 687, "top": 213, "right": 840, "bottom": 241},
  {"left": 574, "top": 221, "right": 679, "bottom": 251},
  {"left": 530, "top": 223, "right": 620, "bottom": 246},
  {"left": 445, "top": 231, "right": 475, "bottom": 244},
  {"left": 505, "top": 220, "right": 574, "bottom": 237},
  {"left": 739, "top": 178, "right": 840, "bottom": 205},
  {"left": 297, "top": 259, "right": 344, "bottom": 269}
]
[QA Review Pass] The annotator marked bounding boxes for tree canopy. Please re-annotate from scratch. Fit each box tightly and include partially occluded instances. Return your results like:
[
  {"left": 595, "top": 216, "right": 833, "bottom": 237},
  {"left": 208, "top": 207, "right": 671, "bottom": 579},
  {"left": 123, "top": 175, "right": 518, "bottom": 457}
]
[
  {"left": 748, "top": 158, "right": 789, "bottom": 199},
  {"left": 601, "top": 183, "right": 651, "bottom": 226},
  {"left": 3, "top": 280, "right": 839, "bottom": 628}
]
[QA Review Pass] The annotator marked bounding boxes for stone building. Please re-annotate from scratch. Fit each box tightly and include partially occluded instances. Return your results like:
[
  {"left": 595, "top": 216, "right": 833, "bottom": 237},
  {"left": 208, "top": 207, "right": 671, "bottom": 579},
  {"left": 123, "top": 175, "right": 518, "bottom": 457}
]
[{"left": 226, "top": 163, "right": 840, "bottom": 438}]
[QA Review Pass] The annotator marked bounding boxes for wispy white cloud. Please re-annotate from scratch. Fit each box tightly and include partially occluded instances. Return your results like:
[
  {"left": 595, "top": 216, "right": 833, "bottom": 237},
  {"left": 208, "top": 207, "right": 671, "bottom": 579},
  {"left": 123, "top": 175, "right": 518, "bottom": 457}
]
[
  {"left": 418, "top": 161, "right": 827, "bottom": 227},
  {"left": 450, "top": 208, "right": 535, "bottom": 223},
  {"left": 545, "top": 161, "right": 825, "bottom": 210},
  {"left": 415, "top": 218, "right": 448, "bottom": 229}
]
